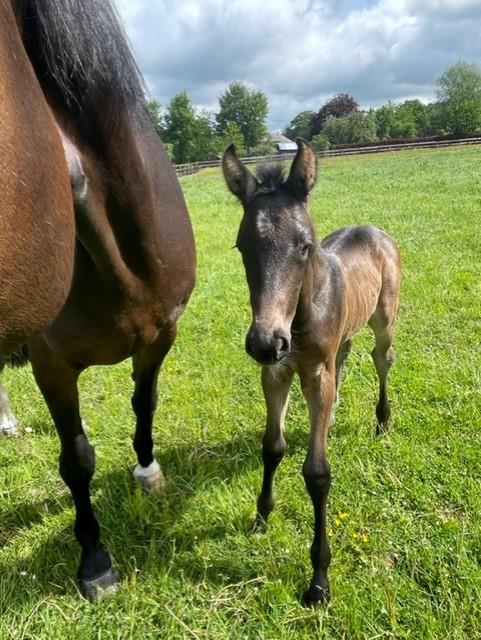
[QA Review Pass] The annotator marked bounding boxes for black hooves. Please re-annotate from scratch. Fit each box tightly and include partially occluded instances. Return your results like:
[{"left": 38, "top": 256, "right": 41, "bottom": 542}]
[
  {"left": 80, "top": 567, "right": 120, "bottom": 602},
  {"left": 301, "top": 583, "right": 330, "bottom": 607}
]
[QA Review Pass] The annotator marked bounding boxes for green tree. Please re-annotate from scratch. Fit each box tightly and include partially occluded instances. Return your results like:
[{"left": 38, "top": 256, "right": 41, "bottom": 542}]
[
  {"left": 216, "top": 82, "right": 268, "bottom": 152},
  {"left": 375, "top": 102, "right": 397, "bottom": 139},
  {"left": 283, "top": 110, "right": 315, "bottom": 140},
  {"left": 322, "top": 111, "right": 377, "bottom": 145},
  {"left": 311, "top": 133, "right": 330, "bottom": 151},
  {"left": 215, "top": 121, "right": 246, "bottom": 157},
  {"left": 147, "top": 99, "right": 165, "bottom": 138},
  {"left": 344, "top": 111, "right": 378, "bottom": 143},
  {"left": 437, "top": 61, "right": 481, "bottom": 135},
  {"left": 311, "top": 93, "right": 358, "bottom": 137},
  {"left": 163, "top": 92, "right": 198, "bottom": 163},
  {"left": 375, "top": 100, "right": 430, "bottom": 140},
  {"left": 193, "top": 111, "right": 218, "bottom": 161}
]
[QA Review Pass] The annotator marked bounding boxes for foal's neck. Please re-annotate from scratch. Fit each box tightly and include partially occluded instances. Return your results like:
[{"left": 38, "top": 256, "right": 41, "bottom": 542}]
[{"left": 293, "top": 236, "right": 330, "bottom": 333}]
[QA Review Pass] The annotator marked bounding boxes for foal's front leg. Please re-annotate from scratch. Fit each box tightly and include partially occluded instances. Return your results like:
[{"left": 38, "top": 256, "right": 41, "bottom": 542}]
[
  {"left": 300, "top": 361, "right": 335, "bottom": 605},
  {"left": 253, "top": 364, "right": 294, "bottom": 531}
]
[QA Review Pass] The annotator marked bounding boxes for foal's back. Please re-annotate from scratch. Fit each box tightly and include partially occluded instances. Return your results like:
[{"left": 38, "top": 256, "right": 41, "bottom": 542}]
[{"left": 320, "top": 225, "right": 401, "bottom": 338}]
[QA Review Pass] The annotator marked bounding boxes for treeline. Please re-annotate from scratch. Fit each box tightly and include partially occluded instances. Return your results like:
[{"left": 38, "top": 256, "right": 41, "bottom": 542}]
[
  {"left": 148, "top": 82, "right": 272, "bottom": 164},
  {"left": 284, "top": 61, "right": 481, "bottom": 151},
  {"left": 149, "top": 61, "right": 481, "bottom": 164}
]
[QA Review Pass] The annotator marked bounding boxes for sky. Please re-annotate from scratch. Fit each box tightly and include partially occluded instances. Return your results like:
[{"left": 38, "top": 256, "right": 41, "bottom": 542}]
[{"left": 114, "top": 0, "right": 481, "bottom": 131}]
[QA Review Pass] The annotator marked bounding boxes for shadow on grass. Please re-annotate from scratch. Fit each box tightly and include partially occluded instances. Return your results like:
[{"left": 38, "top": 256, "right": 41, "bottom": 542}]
[{"left": 0, "top": 422, "right": 315, "bottom": 607}]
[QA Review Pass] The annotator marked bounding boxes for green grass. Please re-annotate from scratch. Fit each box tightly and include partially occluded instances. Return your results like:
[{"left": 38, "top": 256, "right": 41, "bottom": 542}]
[{"left": 1, "top": 146, "right": 481, "bottom": 639}]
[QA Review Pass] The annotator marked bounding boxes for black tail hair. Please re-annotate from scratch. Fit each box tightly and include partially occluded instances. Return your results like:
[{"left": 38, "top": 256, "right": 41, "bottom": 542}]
[{"left": 8, "top": 345, "right": 29, "bottom": 368}]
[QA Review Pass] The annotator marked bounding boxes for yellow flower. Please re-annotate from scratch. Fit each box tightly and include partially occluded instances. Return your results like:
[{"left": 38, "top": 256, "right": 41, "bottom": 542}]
[{"left": 339, "top": 512, "right": 348, "bottom": 521}]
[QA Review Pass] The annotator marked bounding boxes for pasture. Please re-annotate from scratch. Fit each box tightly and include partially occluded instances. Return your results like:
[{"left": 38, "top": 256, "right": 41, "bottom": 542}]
[{"left": 0, "top": 145, "right": 480, "bottom": 639}]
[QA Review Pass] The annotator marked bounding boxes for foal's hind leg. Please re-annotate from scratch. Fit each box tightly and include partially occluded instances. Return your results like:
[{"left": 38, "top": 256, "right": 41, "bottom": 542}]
[
  {"left": 253, "top": 364, "right": 294, "bottom": 532},
  {"left": 29, "top": 336, "right": 118, "bottom": 601},
  {"left": 131, "top": 328, "right": 176, "bottom": 492},
  {"left": 331, "top": 339, "right": 352, "bottom": 426},
  {"left": 368, "top": 314, "right": 396, "bottom": 435}
]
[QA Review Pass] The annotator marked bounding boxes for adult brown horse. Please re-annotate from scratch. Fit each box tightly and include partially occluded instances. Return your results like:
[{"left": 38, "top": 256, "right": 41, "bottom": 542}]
[
  {"left": 223, "top": 140, "right": 400, "bottom": 605},
  {"left": 0, "top": 0, "right": 75, "bottom": 427},
  {"left": 2, "top": 0, "right": 196, "bottom": 599}
]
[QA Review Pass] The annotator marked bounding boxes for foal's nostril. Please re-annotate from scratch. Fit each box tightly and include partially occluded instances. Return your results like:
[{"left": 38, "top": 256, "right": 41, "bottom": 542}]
[{"left": 275, "top": 335, "right": 290, "bottom": 355}]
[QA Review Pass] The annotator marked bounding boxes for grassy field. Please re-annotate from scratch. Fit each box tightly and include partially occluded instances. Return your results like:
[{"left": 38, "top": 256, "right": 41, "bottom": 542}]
[{"left": 1, "top": 146, "right": 480, "bottom": 639}]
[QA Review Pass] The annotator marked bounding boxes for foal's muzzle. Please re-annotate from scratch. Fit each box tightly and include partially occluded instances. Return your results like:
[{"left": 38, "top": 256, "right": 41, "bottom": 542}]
[{"left": 245, "top": 325, "right": 291, "bottom": 365}]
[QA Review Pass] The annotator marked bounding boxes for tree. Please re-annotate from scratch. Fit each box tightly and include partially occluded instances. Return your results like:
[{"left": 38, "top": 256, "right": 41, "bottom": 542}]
[
  {"left": 215, "top": 121, "right": 246, "bottom": 157},
  {"left": 193, "top": 110, "right": 218, "bottom": 161},
  {"left": 322, "top": 111, "right": 377, "bottom": 146},
  {"left": 147, "top": 99, "right": 165, "bottom": 138},
  {"left": 344, "top": 111, "right": 378, "bottom": 143},
  {"left": 310, "top": 93, "right": 359, "bottom": 137},
  {"left": 283, "top": 110, "right": 316, "bottom": 140},
  {"left": 311, "top": 133, "right": 330, "bottom": 151},
  {"left": 437, "top": 61, "right": 481, "bottom": 135},
  {"left": 375, "top": 102, "right": 396, "bottom": 139},
  {"left": 216, "top": 82, "right": 269, "bottom": 152},
  {"left": 375, "top": 100, "right": 430, "bottom": 140},
  {"left": 163, "top": 92, "right": 198, "bottom": 163}
]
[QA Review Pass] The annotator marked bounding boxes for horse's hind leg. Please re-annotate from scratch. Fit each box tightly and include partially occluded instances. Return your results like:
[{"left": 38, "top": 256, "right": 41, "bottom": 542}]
[
  {"left": 368, "top": 312, "right": 396, "bottom": 435},
  {"left": 29, "top": 336, "right": 118, "bottom": 601},
  {"left": 131, "top": 327, "right": 176, "bottom": 492},
  {"left": 253, "top": 364, "right": 293, "bottom": 532},
  {"left": 0, "top": 371, "right": 19, "bottom": 436}
]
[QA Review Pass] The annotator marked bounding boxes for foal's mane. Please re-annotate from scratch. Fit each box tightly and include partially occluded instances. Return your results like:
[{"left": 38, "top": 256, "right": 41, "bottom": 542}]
[
  {"left": 22, "top": 0, "right": 145, "bottom": 122},
  {"left": 255, "top": 164, "right": 287, "bottom": 194}
]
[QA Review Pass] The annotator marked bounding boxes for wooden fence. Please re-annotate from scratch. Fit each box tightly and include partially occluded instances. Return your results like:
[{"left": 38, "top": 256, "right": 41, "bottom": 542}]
[{"left": 175, "top": 136, "right": 481, "bottom": 177}]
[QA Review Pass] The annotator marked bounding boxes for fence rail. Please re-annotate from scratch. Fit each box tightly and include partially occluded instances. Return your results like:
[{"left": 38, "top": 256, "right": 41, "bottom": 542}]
[{"left": 175, "top": 136, "right": 481, "bottom": 177}]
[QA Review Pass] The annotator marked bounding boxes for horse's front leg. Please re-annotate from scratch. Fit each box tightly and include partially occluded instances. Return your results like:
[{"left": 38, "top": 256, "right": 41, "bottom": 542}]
[
  {"left": 253, "top": 364, "right": 294, "bottom": 532},
  {"left": 299, "top": 360, "right": 336, "bottom": 606},
  {"left": 131, "top": 327, "right": 176, "bottom": 491}
]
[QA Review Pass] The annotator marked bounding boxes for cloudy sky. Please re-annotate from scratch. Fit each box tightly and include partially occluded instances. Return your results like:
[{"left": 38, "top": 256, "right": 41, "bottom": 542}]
[{"left": 114, "top": 0, "right": 481, "bottom": 131}]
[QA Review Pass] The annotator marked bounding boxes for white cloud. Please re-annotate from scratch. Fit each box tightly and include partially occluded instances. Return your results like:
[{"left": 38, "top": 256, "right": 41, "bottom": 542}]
[{"left": 114, "top": 0, "right": 481, "bottom": 129}]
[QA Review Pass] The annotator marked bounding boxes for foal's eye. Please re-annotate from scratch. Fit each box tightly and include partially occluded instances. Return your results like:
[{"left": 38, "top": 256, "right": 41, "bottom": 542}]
[{"left": 300, "top": 242, "right": 311, "bottom": 258}]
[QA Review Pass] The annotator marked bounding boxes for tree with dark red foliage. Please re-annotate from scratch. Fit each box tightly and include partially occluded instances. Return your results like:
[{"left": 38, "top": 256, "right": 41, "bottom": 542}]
[{"left": 310, "top": 93, "right": 359, "bottom": 137}]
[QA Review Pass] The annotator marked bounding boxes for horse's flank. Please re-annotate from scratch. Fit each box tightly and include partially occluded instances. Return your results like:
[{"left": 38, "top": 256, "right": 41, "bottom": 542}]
[{"left": 0, "top": 1, "right": 75, "bottom": 355}]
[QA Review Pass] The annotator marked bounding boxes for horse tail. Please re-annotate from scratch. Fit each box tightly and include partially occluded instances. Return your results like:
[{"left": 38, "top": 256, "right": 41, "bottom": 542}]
[{"left": 7, "top": 345, "right": 29, "bottom": 368}]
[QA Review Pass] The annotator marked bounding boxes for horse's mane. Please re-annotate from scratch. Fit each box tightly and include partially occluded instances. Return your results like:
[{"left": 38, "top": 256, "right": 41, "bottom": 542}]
[{"left": 22, "top": 0, "right": 145, "bottom": 120}]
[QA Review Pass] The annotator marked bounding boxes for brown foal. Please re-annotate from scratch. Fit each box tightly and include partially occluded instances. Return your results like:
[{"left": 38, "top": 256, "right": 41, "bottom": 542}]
[{"left": 223, "top": 139, "right": 400, "bottom": 604}]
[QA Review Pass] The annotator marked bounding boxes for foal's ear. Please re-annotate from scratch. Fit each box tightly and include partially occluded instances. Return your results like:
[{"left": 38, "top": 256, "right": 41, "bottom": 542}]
[
  {"left": 222, "top": 145, "right": 258, "bottom": 204},
  {"left": 285, "top": 138, "right": 318, "bottom": 200}
]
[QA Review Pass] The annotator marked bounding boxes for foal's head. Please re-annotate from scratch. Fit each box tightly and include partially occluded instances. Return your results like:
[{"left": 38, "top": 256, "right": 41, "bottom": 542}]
[{"left": 222, "top": 139, "right": 318, "bottom": 365}]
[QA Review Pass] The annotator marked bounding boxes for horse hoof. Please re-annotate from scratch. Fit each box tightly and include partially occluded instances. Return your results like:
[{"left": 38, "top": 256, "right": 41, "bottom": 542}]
[
  {"left": 0, "top": 412, "right": 19, "bottom": 437},
  {"left": 251, "top": 515, "right": 268, "bottom": 534},
  {"left": 80, "top": 567, "right": 120, "bottom": 602},
  {"left": 133, "top": 460, "right": 166, "bottom": 492},
  {"left": 301, "top": 583, "right": 330, "bottom": 607}
]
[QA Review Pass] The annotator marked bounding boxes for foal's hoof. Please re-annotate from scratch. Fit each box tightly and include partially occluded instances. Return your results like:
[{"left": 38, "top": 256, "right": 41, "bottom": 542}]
[
  {"left": 376, "top": 421, "right": 389, "bottom": 436},
  {"left": 133, "top": 460, "right": 166, "bottom": 492},
  {"left": 80, "top": 567, "right": 120, "bottom": 602},
  {"left": 301, "top": 583, "right": 330, "bottom": 607},
  {"left": 251, "top": 515, "right": 268, "bottom": 534}
]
